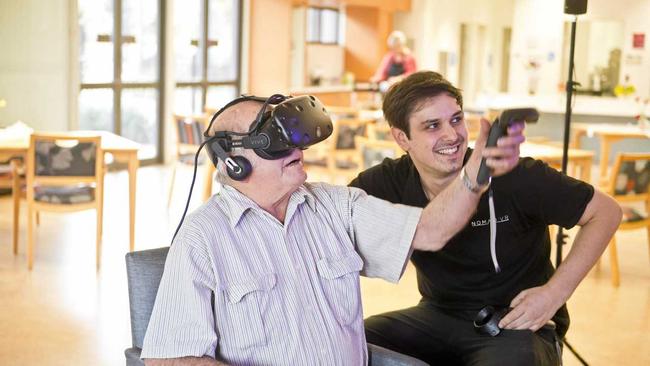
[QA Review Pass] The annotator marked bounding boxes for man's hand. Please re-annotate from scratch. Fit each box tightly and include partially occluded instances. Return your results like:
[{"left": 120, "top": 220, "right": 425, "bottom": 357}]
[
  {"left": 466, "top": 119, "right": 526, "bottom": 182},
  {"left": 498, "top": 285, "right": 565, "bottom": 331}
]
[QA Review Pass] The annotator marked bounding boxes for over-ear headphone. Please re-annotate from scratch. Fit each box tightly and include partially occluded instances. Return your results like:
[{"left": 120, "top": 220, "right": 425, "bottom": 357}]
[{"left": 203, "top": 94, "right": 290, "bottom": 181}]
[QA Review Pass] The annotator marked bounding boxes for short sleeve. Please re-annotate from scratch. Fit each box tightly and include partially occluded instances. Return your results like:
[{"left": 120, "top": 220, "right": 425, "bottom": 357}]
[
  {"left": 346, "top": 187, "right": 422, "bottom": 283},
  {"left": 141, "top": 223, "right": 218, "bottom": 360},
  {"left": 512, "top": 158, "right": 594, "bottom": 229}
]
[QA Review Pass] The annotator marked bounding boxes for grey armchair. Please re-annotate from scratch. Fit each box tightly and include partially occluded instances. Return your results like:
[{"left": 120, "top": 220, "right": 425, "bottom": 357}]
[
  {"left": 124, "top": 247, "right": 428, "bottom": 366},
  {"left": 125, "top": 247, "right": 169, "bottom": 366}
]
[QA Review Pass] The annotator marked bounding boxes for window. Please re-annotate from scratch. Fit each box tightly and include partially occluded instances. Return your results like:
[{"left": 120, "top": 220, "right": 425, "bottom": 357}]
[
  {"left": 78, "top": 0, "right": 163, "bottom": 162},
  {"left": 306, "top": 7, "right": 339, "bottom": 44},
  {"left": 174, "top": 0, "right": 242, "bottom": 116}
]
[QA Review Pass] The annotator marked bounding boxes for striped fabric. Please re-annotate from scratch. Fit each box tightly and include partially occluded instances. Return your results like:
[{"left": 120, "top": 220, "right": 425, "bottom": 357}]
[{"left": 142, "top": 182, "right": 421, "bottom": 365}]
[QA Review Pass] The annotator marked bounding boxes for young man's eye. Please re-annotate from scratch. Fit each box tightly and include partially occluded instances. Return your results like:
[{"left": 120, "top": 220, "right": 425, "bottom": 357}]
[
  {"left": 426, "top": 122, "right": 439, "bottom": 129},
  {"left": 451, "top": 116, "right": 463, "bottom": 124}
]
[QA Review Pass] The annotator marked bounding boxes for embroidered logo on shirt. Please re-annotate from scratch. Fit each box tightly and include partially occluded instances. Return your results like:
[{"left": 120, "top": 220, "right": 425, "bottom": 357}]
[{"left": 471, "top": 215, "right": 510, "bottom": 227}]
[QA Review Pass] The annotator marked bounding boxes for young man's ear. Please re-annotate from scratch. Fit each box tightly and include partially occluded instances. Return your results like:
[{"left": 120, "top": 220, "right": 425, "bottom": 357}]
[{"left": 391, "top": 127, "right": 410, "bottom": 152}]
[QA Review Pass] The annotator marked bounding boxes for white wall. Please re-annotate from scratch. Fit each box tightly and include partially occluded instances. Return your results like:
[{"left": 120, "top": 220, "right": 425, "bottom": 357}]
[
  {"left": 395, "top": 0, "right": 650, "bottom": 100},
  {"left": 509, "top": 0, "right": 565, "bottom": 95},
  {"left": 394, "top": 0, "right": 515, "bottom": 102},
  {"left": 0, "top": 0, "right": 71, "bottom": 130}
]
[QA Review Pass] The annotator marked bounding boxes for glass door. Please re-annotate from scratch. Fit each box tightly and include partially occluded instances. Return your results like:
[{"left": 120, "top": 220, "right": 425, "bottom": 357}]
[
  {"left": 174, "top": 0, "right": 241, "bottom": 116},
  {"left": 78, "top": 0, "right": 163, "bottom": 162}
]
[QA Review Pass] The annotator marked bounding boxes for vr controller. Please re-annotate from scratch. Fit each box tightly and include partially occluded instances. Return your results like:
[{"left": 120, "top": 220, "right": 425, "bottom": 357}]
[
  {"left": 476, "top": 108, "right": 539, "bottom": 185},
  {"left": 473, "top": 306, "right": 511, "bottom": 336}
]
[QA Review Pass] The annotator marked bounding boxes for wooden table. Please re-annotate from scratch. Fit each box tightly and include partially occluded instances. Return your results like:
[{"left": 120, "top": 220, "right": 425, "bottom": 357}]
[
  {"left": 520, "top": 142, "right": 594, "bottom": 182},
  {"left": 0, "top": 130, "right": 140, "bottom": 251},
  {"left": 571, "top": 123, "right": 650, "bottom": 184}
]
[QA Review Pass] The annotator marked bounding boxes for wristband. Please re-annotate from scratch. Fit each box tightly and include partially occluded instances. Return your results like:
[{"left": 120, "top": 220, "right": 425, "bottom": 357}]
[{"left": 461, "top": 166, "right": 490, "bottom": 194}]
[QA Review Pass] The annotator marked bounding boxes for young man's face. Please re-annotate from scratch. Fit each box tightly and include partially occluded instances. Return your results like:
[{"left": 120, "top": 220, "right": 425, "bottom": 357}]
[{"left": 393, "top": 93, "right": 468, "bottom": 177}]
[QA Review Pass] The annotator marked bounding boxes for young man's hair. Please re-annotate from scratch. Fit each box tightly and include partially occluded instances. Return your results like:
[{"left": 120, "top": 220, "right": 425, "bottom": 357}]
[{"left": 382, "top": 71, "right": 463, "bottom": 138}]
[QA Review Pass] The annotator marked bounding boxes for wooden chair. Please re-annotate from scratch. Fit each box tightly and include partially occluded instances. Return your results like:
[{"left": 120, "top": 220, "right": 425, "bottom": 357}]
[
  {"left": 600, "top": 153, "right": 650, "bottom": 286},
  {"left": 326, "top": 118, "right": 371, "bottom": 182},
  {"left": 367, "top": 123, "right": 394, "bottom": 142},
  {"left": 0, "top": 158, "right": 22, "bottom": 254},
  {"left": 25, "top": 134, "right": 104, "bottom": 270},
  {"left": 168, "top": 114, "right": 208, "bottom": 207},
  {"left": 355, "top": 136, "right": 404, "bottom": 171}
]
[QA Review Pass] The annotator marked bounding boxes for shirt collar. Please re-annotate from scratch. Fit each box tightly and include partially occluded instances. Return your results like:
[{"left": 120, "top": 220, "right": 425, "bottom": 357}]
[{"left": 218, "top": 183, "right": 317, "bottom": 228}]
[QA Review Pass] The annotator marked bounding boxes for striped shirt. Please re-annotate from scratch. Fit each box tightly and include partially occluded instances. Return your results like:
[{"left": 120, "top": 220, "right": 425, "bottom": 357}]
[{"left": 141, "top": 182, "right": 421, "bottom": 365}]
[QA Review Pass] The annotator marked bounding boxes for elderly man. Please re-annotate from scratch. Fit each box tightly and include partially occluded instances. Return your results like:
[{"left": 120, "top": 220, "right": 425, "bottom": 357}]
[
  {"left": 350, "top": 71, "right": 622, "bottom": 365},
  {"left": 141, "top": 94, "right": 525, "bottom": 366}
]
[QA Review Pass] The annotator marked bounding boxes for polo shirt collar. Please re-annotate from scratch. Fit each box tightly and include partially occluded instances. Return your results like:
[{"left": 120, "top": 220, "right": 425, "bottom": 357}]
[{"left": 218, "top": 183, "right": 316, "bottom": 228}]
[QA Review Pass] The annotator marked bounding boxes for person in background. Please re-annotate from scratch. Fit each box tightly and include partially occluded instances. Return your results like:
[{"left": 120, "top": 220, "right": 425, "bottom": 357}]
[
  {"left": 350, "top": 70, "right": 622, "bottom": 366},
  {"left": 370, "top": 30, "right": 417, "bottom": 87}
]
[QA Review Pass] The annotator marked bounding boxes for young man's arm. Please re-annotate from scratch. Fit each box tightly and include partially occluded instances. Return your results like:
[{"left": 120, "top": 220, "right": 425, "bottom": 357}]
[
  {"left": 411, "top": 120, "right": 525, "bottom": 251},
  {"left": 499, "top": 189, "right": 622, "bottom": 331},
  {"left": 145, "top": 357, "right": 227, "bottom": 366}
]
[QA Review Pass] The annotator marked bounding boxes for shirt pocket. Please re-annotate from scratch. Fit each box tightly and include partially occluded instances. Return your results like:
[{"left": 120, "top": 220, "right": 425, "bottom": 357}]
[
  {"left": 316, "top": 251, "right": 364, "bottom": 327},
  {"left": 221, "top": 273, "right": 276, "bottom": 350}
]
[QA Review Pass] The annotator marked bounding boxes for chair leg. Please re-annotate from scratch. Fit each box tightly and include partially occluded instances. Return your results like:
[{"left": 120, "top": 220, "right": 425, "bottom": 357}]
[
  {"left": 608, "top": 235, "right": 619, "bottom": 287},
  {"left": 35, "top": 211, "right": 40, "bottom": 226},
  {"left": 27, "top": 206, "right": 34, "bottom": 270},
  {"left": 12, "top": 175, "right": 20, "bottom": 255},
  {"left": 647, "top": 224, "right": 650, "bottom": 264},
  {"left": 96, "top": 208, "right": 103, "bottom": 271},
  {"left": 167, "top": 164, "right": 177, "bottom": 208},
  {"left": 96, "top": 187, "right": 104, "bottom": 271}
]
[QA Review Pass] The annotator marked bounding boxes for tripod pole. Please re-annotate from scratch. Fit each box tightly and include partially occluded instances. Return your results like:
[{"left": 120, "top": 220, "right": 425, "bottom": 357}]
[
  {"left": 555, "top": 15, "right": 589, "bottom": 366},
  {"left": 556, "top": 16, "right": 578, "bottom": 267}
]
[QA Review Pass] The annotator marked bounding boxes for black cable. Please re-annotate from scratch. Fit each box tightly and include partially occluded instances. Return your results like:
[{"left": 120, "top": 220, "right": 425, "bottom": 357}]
[{"left": 171, "top": 139, "right": 210, "bottom": 244}]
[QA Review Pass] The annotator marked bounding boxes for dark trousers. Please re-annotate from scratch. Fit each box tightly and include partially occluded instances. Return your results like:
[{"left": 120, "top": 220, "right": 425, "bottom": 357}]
[{"left": 365, "top": 301, "right": 562, "bottom": 366}]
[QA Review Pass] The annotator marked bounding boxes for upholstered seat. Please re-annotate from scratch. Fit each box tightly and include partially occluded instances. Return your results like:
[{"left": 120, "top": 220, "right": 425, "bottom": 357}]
[{"left": 34, "top": 186, "right": 95, "bottom": 204}]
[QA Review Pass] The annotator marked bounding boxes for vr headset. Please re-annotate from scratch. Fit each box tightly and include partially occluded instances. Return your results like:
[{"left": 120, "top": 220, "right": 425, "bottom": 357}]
[{"left": 203, "top": 93, "right": 333, "bottom": 181}]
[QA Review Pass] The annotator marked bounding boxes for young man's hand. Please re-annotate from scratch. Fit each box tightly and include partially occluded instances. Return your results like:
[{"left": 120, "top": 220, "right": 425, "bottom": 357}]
[{"left": 498, "top": 284, "right": 565, "bottom": 331}]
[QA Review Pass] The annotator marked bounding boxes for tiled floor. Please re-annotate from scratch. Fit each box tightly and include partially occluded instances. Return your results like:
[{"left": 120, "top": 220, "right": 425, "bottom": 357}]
[{"left": 0, "top": 164, "right": 648, "bottom": 365}]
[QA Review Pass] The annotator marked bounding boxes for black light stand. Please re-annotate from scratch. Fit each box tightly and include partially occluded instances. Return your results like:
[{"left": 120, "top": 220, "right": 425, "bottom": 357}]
[{"left": 555, "top": 1, "right": 589, "bottom": 365}]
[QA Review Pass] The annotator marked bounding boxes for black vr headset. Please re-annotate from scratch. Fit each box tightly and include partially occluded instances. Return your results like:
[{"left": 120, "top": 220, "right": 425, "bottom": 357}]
[
  {"left": 204, "top": 93, "right": 333, "bottom": 181},
  {"left": 171, "top": 93, "right": 333, "bottom": 243}
]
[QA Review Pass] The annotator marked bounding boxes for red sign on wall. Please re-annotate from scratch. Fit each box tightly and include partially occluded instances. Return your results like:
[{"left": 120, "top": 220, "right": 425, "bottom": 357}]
[{"left": 633, "top": 33, "right": 645, "bottom": 49}]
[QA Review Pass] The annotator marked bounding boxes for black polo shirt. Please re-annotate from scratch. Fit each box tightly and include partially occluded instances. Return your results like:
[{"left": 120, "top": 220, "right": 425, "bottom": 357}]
[{"left": 349, "top": 150, "right": 594, "bottom": 337}]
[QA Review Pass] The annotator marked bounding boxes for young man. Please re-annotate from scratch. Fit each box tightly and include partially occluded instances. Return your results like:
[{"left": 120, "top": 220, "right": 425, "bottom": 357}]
[
  {"left": 140, "top": 95, "right": 525, "bottom": 366},
  {"left": 350, "top": 71, "right": 622, "bottom": 365}
]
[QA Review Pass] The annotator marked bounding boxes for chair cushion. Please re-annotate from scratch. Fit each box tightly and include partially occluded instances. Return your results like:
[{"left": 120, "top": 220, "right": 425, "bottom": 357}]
[
  {"left": 35, "top": 140, "right": 97, "bottom": 176},
  {"left": 34, "top": 186, "right": 95, "bottom": 204},
  {"left": 621, "top": 206, "right": 647, "bottom": 223}
]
